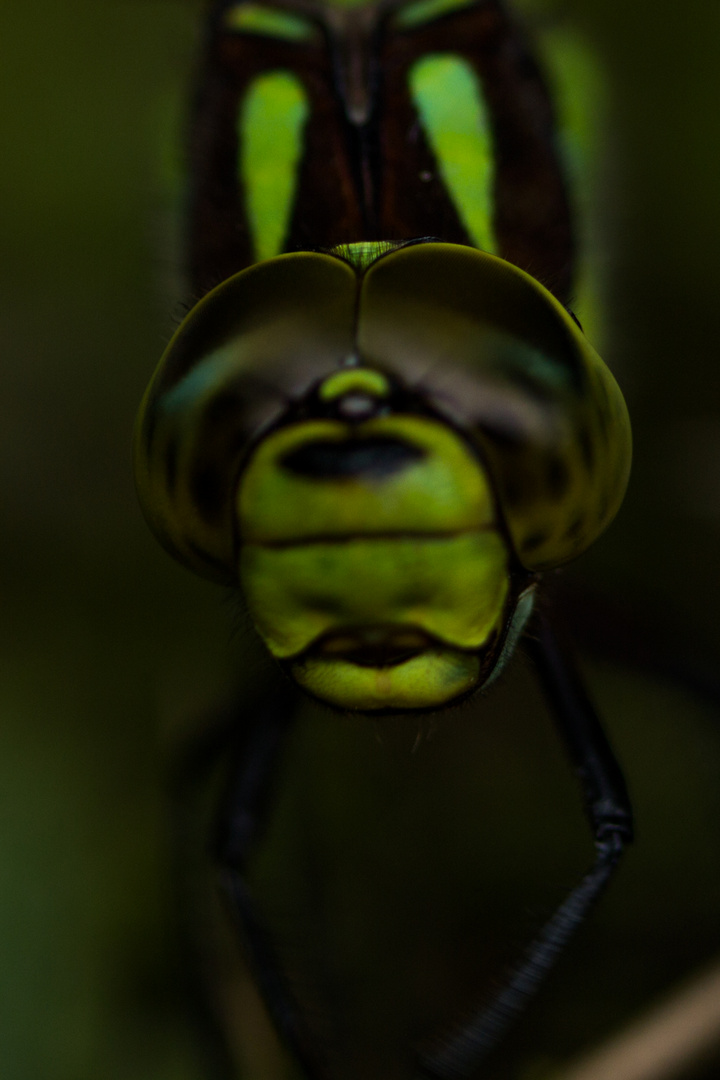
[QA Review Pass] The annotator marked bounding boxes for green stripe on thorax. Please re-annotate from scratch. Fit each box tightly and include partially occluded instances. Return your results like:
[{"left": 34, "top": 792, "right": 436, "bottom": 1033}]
[
  {"left": 224, "top": 3, "right": 316, "bottom": 40},
  {"left": 239, "top": 72, "right": 309, "bottom": 263},
  {"left": 394, "top": 0, "right": 481, "bottom": 29},
  {"left": 409, "top": 55, "right": 496, "bottom": 254}
]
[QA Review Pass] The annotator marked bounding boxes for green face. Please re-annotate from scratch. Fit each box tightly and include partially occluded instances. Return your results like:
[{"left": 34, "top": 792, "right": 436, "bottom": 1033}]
[{"left": 237, "top": 398, "right": 512, "bottom": 710}]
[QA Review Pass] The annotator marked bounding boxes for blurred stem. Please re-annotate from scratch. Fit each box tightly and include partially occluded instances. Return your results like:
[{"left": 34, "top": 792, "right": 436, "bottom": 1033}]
[{"left": 556, "top": 958, "right": 720, "bottom": 1080}]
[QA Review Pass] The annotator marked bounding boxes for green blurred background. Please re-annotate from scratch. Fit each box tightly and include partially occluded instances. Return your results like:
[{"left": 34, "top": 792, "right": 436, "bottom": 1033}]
[{"left": 2, "top": 1, "right": 720, "bottom": 1078}]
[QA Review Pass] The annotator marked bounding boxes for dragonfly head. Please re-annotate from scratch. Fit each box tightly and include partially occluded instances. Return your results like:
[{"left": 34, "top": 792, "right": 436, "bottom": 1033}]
[{"left": 135, "top": 243, "right": 630, "bottom": 713}]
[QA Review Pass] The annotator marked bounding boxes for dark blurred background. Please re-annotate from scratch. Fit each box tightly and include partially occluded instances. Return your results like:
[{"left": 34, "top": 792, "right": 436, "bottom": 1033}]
[{"left": 2, "top": 1, "right": 720, "bottom": 1078}]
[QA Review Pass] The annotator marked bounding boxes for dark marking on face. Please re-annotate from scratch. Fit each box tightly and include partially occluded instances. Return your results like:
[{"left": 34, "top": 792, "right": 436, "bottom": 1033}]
[{"left": 281, "top": 436, "right": 425, "bottom": 480}]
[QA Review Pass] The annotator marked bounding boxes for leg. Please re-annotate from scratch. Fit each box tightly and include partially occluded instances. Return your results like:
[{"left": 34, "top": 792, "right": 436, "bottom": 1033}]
[
  {"left": 418, "top": 613, "right": 633, "bottom": 1080},
  {"left": 214, "top": 681, "right": 332, "bottom": 1080},
  {"left": 168, "top": 688, "right": 291, "bottom": 1080}
]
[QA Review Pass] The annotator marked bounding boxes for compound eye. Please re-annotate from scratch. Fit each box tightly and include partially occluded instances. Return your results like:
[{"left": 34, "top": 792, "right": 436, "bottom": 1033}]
[{"left": 134, "top": 252, "right": 359, "bottom": 583}]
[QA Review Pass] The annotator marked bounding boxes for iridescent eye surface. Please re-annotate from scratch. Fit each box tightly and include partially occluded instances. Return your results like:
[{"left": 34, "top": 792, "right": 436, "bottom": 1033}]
[{"left": 357, "top": 244, "right": 632, "bottom": 572}]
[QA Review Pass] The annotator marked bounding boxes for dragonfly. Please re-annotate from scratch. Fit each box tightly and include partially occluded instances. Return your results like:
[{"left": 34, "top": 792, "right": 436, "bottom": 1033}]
[{"left": 134, "top": 0, "right": 633, "bottom": 1075}]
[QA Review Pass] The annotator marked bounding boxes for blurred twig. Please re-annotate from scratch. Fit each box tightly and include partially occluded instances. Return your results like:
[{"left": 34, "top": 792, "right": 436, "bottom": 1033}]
[{"left": 557, "top": 959, "right": 720, "bottom": 1080}]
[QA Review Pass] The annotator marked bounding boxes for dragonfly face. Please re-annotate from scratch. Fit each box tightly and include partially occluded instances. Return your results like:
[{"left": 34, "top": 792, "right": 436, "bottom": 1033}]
[
  {"left": 238, "top": 410, "right": 510, "bottom": 708},
  {"left": 135, "top": 0, "right": 631, "bottom": 710},
  {"left": 136, "top": 242, "right": 630, "bottom": 709}
]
